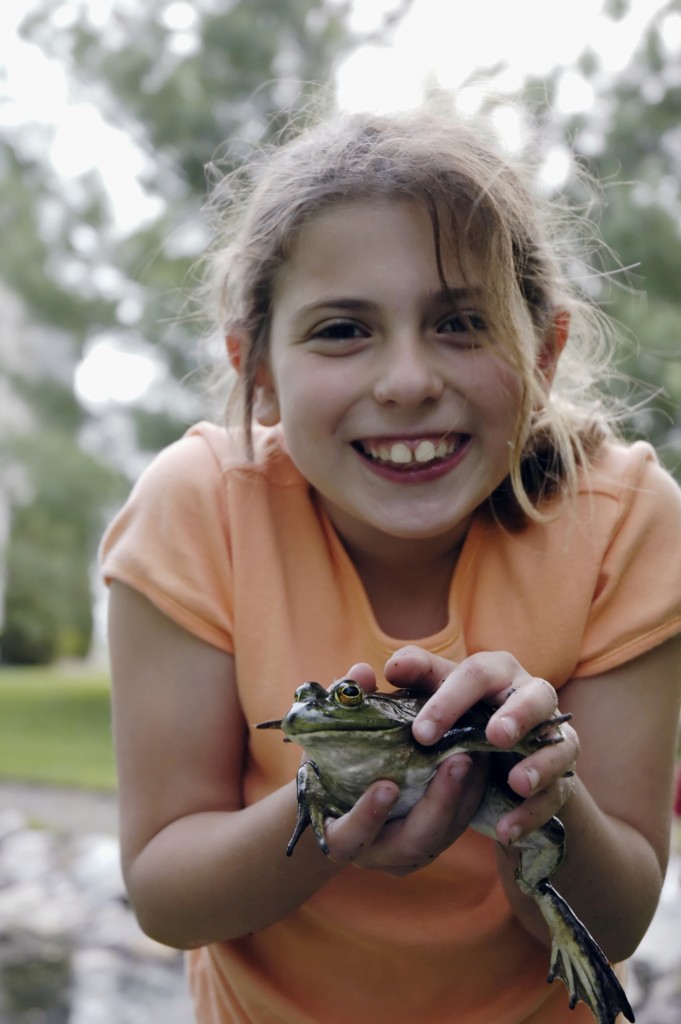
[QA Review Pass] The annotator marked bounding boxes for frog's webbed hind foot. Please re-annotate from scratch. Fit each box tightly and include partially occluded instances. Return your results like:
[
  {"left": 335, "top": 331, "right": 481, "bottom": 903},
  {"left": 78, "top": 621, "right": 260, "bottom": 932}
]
[
  {"left": 286, "top": 760, "right": 344, "bottom": 857},
  {"left": 527, "top": 877, "right": 635, "bottom": 1024}
]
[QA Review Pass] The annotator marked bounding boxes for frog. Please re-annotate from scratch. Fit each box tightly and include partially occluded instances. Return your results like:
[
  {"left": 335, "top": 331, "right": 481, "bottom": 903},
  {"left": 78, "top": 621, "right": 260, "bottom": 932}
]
[{"left": 257, "top": 678, "right": 635, "bottom": 1024}]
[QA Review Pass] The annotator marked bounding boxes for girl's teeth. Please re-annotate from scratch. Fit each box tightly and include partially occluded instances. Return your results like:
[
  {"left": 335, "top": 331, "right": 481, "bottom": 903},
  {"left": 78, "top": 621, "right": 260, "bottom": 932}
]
[
  {"left": 415, "top": 440, "right": 436, "bottom": 463},
  {"left": 390, "top": 443, "right": 412, "bottom": 464},
  {"left": 364, "top": 439, "right": 457, "bottom": 466}
]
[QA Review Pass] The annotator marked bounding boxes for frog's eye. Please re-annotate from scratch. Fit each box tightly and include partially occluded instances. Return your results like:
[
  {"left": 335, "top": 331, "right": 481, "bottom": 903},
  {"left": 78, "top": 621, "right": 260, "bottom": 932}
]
[{"left": 334, "top": 681, "right": 364, "bottom": 707}]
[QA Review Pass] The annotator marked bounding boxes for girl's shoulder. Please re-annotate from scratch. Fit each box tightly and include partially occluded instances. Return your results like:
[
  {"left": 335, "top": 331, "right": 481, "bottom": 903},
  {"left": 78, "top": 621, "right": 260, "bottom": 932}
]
[
  {"left": 578, "top": 439, "right": 681, "bottom": 518},
  {"left": 184, "top": 421, "right": 298, "bottom": 484},
  {"left": 137, "top": 421, "right": 301, "bottom": 493}
]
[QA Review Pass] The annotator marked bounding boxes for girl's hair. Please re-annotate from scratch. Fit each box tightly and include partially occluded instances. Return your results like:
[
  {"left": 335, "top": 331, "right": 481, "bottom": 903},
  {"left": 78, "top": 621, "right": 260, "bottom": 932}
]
[{"left": 201, "top": 106, "right": 621, "bottom": 527}]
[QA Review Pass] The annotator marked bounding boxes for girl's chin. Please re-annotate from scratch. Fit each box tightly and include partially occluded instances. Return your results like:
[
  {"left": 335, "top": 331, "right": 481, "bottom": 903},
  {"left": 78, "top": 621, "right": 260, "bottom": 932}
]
[{"left": 326, "top": 501, "right": 474, "bottom": 549}]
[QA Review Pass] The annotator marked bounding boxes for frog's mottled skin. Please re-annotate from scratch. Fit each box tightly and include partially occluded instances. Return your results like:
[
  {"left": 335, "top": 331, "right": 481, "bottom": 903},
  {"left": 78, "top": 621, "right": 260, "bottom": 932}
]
[{"left": 257, "top": 679, "right": 634, "bottom": 1024}]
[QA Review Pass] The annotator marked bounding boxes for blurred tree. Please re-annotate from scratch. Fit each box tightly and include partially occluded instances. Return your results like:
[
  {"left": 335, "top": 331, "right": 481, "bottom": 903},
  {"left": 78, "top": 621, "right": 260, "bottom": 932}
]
[
  {"left": 1, "top": 435, "right": 124, "bottom": 664},
  {"left": 13, "top": 0, "right": 367, "bottom": 451},
  {"left": 1, "top": 0, "right": 414, "bottom": 662},
  {"left": 523, "top": 0, "right": 681, "bottom": 473},
  {"left": 7, "top": 0, "right": 677, "bottom": 663}
]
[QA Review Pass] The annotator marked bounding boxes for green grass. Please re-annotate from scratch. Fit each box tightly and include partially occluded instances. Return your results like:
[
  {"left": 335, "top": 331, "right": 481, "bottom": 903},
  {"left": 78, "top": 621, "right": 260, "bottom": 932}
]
[{"left": 0, "top": 666, "right": 116, "bottom": 790}]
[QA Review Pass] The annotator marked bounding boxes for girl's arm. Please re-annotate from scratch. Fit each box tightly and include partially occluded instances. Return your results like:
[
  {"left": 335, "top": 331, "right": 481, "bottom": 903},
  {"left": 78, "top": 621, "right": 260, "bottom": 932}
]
[
  {"left": 109, "top": 581, "right": 341, "bottom": 945},
  {"left": 373, "top": 637, "right": 681, "bottom": 964},
  {"left": 494, "top": 633, "right": 681, "bottom": 962},
  {"left": 109, "top": 581, "right": 474, "bottom": 946}
]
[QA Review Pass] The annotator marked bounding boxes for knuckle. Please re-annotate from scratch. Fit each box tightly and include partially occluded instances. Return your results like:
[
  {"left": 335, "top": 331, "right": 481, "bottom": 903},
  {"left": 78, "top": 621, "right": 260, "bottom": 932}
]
[
  {"left": 395, "top": 836, "right": 424, "bottom": 865},
  {"left": 460, "top": 658, "right": 488, "bottom": 686},
  {"left": 535, "top": 677, "right": 558, "bottom": 706}
]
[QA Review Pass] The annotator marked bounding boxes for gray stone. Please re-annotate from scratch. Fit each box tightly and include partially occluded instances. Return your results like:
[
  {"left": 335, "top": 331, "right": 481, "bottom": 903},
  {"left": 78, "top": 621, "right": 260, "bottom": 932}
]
[{"left": 1, "top": 782, "right": 679, "bottom": 1024}]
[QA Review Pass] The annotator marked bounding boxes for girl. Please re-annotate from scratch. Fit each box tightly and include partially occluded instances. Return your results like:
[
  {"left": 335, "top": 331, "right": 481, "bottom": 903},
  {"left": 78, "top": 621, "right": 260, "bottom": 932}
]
[{"left": 101, "top": 108, "right": 681, "bottom": 1024}]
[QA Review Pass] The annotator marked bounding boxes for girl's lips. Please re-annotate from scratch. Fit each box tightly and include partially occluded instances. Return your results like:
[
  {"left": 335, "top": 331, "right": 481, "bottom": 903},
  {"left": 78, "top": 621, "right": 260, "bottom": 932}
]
[{"left": 353, "top": 434, "right": 469, "bottom": 470}]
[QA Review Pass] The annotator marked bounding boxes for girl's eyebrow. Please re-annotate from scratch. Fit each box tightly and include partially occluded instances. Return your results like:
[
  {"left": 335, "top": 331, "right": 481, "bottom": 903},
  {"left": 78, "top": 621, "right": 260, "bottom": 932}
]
[
  {"left": 293, "top": 286, "right": 485, "bottom": 320},
  {"left": 430, "top": 285, "right": 485, "bottom": 308}
]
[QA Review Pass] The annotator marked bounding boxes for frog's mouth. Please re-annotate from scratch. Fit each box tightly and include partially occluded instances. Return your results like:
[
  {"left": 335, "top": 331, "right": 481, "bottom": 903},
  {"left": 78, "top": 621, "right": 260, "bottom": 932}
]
[
  {"left": 255, "top": 719, "right": 405, "bottom": 736},
  {"left": 285, "top": 722, "right": 404, "bottom": 735},
  {"left": 256, "top": 719, "right": 285, "bottom": 730}
]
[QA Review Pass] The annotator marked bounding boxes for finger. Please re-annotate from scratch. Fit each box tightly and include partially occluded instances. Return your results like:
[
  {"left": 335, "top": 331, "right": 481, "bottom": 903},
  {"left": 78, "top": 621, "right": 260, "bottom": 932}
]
[
  {"left": 495, "top": 775, "right": 577, "bottom": 845},
  {"left": 485, "top": 676, "right": 560, "bottom": 749},
  {"left": 354, "top": 755, "right": 486, "bottom": 874},
  {"left": 323, "top": 781, "right": 399, "bottom": 863},
  {"left": 412, "top": 651, "right": 527, "bottom": 745},
  {"left": 343, "top": 662, "right": 378, "bottom": 693},
  {"left": 386, "top": 756, "right": 480, "bottom": 864},
  {"left": 505, "top": 724, "right": 580, "bottom": 799},
  {"left": 384, "top": 645, "right": 455, "bottom": 692}
]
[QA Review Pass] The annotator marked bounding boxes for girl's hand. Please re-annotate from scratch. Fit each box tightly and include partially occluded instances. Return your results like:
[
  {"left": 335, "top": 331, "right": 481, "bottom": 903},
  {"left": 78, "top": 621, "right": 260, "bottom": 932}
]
[
  {"left": 320, "top": 661, "right": 488, "bottom": 874},
  {"left": 384, "top": 646, "right": 579, "bottom": 846}
]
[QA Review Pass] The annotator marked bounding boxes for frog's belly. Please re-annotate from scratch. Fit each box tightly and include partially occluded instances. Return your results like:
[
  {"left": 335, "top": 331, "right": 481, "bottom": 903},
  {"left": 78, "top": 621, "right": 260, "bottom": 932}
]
[
  {"left": 302, "top": 736, "right": 439, "bottom": 819},
  {"left": 387, "top": 776, "right": 434, "bottom": 819}
]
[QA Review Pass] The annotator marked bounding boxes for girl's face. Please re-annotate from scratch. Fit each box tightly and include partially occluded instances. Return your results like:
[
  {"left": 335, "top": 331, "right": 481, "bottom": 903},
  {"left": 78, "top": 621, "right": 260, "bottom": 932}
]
[{"left": 255, "top": 199, "right": 528, "bottom": 559}]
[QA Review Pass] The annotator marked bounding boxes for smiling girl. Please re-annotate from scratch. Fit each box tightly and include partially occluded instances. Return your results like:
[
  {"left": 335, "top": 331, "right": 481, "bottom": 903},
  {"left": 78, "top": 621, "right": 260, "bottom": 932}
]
[{"left": 101, "top": 109, "right": 681, "bottom": 1024}]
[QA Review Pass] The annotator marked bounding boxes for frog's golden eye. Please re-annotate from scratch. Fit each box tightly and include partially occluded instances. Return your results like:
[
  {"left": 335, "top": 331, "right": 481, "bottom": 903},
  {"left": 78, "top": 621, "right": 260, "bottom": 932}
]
[{"left": 334, "top": 681, "right": 364, "bottom": 707}]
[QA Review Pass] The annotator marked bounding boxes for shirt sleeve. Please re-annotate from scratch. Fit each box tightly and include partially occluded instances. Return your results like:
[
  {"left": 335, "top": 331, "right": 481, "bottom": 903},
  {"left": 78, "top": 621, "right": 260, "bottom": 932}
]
[
  {"left": 573, "top": 443, "right": 681, "bottom": 677},
  {"left": 99, "top": 430, "right": 235, "bottom": 652}
]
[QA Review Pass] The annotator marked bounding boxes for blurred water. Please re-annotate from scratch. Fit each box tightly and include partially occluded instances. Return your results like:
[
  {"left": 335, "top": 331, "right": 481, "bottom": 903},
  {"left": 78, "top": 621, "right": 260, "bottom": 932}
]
[
  {"left": 0, "top": 808, "right": 193, "bottom": 1023},
  {"left": 0, "top": 792, "right": 679, "bottom": 1024}
]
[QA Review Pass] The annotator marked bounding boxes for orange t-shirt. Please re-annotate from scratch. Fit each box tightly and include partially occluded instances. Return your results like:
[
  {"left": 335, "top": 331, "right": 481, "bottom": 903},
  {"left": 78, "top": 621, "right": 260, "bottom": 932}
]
[{"left": 100, "top": 423, "right": 681, "bottom": 1024}]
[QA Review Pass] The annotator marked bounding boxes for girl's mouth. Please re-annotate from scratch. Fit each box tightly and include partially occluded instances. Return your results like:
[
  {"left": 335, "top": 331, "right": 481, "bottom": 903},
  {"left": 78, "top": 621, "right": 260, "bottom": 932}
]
[{"left": 353, "top": 435, "right": 468, "bottom": 470}]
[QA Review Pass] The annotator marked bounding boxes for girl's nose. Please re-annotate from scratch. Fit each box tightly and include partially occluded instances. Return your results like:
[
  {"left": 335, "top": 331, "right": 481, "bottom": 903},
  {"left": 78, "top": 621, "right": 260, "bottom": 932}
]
[{"left": 373, "top": 334, "right": 444, "bottom": 406}]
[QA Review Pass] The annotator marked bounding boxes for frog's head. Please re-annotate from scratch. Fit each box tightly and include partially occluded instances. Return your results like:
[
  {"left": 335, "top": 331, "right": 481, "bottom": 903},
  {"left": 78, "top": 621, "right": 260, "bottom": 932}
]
[
  {"left": 256, "top": 679, "right": 417, "bottom": 742},
  {"left": 257, "top": 681, "right": 433, "bottom": 822}
]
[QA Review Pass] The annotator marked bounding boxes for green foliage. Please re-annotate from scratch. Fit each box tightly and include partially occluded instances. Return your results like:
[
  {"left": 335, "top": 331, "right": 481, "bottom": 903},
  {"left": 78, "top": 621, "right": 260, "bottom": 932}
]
[
  {"left": 584, "top": 14, "right": 681, "bottom": 470},
  {"left": 0, "top": 142, "right": 114, "bottom": 343},
  {"left": 4, "top": 0, "right": 679, "bottom": 672},
  {"left": 521, "top": 3, "right": 681, "bottom": 473},
  {"left": 0, "top": 667, "right": 115, "bottom": 789},
  {"left": 1, "top": 0, "right": 362, "bottom": 663},
  {"left": 0, "top": 433, "right": 126, "bottom": 665},
  {"left": 18, "top": 0, "right": 355, "bottom": 405}
]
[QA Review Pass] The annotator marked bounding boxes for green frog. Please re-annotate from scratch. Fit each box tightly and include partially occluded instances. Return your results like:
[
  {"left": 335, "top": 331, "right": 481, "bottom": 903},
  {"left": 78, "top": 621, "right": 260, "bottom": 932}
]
[{"left": 257, "top": 678, "right": 635, "bottom": 1024}]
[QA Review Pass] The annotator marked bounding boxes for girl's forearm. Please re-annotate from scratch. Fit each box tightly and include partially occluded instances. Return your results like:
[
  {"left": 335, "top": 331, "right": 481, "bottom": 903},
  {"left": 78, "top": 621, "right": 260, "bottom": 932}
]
[
  {"left": 123, "top": 781, "right": 341, "bottom": 948},
  {"left": 495, "top": 776, "right": 665, "bottom": 963}
]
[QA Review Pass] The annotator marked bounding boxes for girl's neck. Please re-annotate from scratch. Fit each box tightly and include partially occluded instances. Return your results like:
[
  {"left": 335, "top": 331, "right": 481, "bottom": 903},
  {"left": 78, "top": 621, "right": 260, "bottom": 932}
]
[{"left": 339, "top": 530, "right": 469, "bottom": 640}]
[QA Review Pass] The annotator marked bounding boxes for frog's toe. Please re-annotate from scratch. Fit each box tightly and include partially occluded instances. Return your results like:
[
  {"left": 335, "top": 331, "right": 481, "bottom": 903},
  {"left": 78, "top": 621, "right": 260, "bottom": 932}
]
[
  {"left": 526, "top": 712, "right": 573, "bottom": 749},
  {"left": 287, "top": 760, "right": 345, "bottom": 857}
]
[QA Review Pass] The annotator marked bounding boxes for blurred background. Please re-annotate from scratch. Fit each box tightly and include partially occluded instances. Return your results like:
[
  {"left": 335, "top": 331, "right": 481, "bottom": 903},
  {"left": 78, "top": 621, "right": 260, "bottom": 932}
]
[
  {"left": 1, "top": 0, "right": 681, "bottom": 671},
  {"left": 0, "top": 0, "right": 679, "bottom": 1021}
]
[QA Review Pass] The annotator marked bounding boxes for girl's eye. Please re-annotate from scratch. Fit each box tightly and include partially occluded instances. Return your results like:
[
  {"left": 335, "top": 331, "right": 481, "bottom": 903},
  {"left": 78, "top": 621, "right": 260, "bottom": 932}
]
[
  {"left": 311, "top": 320, "right": 368, "bottom": 342},
  {"left": 438, "top": 311, "right": 487, "bottom": 335}
]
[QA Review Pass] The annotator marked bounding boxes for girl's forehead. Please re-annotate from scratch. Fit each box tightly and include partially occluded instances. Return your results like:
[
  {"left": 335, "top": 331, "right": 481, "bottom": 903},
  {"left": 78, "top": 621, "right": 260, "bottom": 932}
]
[
  {"left": 281, "top": 197, "right": 484, "bottom": 284},
  {"left": 268, "top": 198, "right": 492, "bottom": 331}
]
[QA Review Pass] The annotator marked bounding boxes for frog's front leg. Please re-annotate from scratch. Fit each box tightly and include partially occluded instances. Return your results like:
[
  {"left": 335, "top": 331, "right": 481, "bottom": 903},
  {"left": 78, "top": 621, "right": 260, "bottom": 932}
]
[
  {"left": 287, "top": 760, "right": 346, "bottom": 857},
  {"left": 437, "top": 712, "right": 573, "bottom": 759}
]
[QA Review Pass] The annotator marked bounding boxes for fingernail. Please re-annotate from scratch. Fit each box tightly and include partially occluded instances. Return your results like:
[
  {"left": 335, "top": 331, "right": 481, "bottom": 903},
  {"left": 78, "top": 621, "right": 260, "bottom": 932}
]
[
  {"left": 525, "top": 767, "right": 539, "bottom": 792},
  {"left": 508, "top": 824, "right": 522, "bottom": 844},
  {"left": 415, "top": 719, "right": 438, "bottom": 744},
  {"left": 448, "top": 757, "right": 471, "bottom": 782},
  {"left": 375, "top": 786, "right": 398, "bottom": 809},
  {"left": 499, "top": 716, "right": 519, "bottom": 743}
]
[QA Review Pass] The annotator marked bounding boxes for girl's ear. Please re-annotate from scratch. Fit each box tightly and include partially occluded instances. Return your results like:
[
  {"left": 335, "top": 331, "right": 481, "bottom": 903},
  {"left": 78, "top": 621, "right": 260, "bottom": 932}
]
[
  {"left": 226, "top": 331, "right": 280, "bottom": 426},
  {"left": 226, "top": 332, "right": 245, "bottom": 373},
  {"left": 537, "top": 311, "right": 569, "bottom": 386}
]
